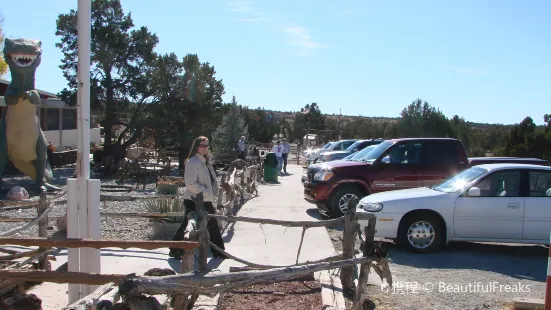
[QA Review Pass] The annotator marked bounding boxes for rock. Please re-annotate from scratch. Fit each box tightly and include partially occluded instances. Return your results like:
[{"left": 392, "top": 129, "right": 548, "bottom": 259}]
[
  {"left": 0, "top": 293, "right": 42, "bottom": 310},
  {"left": 144, "top": 268, "right": 176, "bottom": 277},
  {"left": 6, "top": 186, "right": 29, "bottom": 201}
]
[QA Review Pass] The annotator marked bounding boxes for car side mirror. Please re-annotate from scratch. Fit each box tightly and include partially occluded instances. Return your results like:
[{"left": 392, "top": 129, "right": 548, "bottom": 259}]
[
  {"left": 468, "top": 187, "right": 481, "bottom": 197},
  {"left": 381, "top": 157, "right": 390, "bottom": 164}
]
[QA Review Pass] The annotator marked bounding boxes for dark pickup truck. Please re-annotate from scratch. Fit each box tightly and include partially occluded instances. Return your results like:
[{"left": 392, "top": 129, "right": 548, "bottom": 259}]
[{"left": 303, "top": 138, "right": 470, "bottom": 216}]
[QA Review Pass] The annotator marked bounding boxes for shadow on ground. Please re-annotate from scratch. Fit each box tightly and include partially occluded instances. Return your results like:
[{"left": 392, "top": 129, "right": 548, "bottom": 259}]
[
  {"left": 167, "top": 256, "right": 225, "bottom": 273},
  {"left": 219, "top": 193, "right": 258, "bottom": 243}
]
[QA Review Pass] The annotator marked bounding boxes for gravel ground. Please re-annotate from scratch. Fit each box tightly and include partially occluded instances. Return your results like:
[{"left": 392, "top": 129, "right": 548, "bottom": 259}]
[
  {"left": 0, "top": 166, "right": 232, "bottom": 241},
  {"left": 326, "top": 226, "right": 547, "bottom": 310}
]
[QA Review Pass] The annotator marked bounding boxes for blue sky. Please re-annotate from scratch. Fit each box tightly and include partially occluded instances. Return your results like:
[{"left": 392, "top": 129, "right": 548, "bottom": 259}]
[{"left": 1, "top": 0, "right": 550, "bottom": 125}]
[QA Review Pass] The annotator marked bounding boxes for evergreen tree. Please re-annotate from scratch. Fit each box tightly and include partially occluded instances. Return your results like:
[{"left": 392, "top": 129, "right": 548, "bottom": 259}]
[{"left": 212, "top": 96, "right": 248, "bottom": 163}]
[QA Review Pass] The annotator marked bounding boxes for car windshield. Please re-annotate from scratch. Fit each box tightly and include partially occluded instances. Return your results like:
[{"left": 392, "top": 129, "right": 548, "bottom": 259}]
[
  {"left": 345, "top": 140, "right": 367, "bottom": 152},
  {"left": 432, "top": 167, "right": 488, "bottom": 193},
  {"left": 350, "top": 145, "right": 377, "bottom": 161},
  {"left": 361, "top": 141, "right": 394, "bottom": 162},
  {"left": 321, "top": 142, "right": 333, "bottom": 150}
]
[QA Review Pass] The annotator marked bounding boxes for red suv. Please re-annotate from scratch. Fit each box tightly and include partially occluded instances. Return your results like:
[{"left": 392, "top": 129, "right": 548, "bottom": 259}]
[{"left": 303, "top": 138, "right": 469, "bottom": 216}]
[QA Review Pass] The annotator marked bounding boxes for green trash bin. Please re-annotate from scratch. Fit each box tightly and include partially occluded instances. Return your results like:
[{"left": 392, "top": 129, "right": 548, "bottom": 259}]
[{"left": 264, "top": 152, "right": 279, "bottom": 182}]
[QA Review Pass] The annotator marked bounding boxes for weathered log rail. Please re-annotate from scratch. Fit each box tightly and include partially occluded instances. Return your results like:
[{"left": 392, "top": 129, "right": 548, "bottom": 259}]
[
  {"left": 0, "top": 163, "right": 261, "bottom": 237},
  {"left": 216, "top": 163, "right": 261, "bottom": 216},
  {"left": 0, "top": 187, "right": 197, "bottom": 305},
  {"left": 0, "top": 190, "right": 53, "bottom": 295},
  {"left": 0, "top": 238, "right": 199, "bottom": 250}
]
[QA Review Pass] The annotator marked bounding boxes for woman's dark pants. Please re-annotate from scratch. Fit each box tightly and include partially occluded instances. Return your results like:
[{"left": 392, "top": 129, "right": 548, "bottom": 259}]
[{"left": 169, "top": 199, "right": 226, "bottom": 259}]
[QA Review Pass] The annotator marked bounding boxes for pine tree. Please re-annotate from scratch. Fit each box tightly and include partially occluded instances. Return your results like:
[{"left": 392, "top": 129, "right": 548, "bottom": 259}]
[{"left": 212, "top": 96, "right": 248, "bottom": 163}]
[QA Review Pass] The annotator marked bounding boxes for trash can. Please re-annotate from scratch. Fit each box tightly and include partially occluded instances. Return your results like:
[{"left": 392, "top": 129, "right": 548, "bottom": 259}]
[{"left": 264, "top": 152, "right": 278, "bottom": 182}]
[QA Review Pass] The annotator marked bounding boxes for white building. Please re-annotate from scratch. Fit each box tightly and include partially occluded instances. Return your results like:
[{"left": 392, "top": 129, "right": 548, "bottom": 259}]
[{"left": 0, "top": 78, "right": 101, "bottom": 150}]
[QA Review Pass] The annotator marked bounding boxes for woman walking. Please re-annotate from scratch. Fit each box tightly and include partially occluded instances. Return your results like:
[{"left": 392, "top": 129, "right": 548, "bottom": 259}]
[{"left": 169, "top": 136, "right": 227, "bottom": 259}]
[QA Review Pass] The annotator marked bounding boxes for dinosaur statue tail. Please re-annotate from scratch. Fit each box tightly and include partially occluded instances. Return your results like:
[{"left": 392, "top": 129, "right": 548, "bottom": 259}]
[{"left": 45, "top": 160, "right": 53, "bottom": 183}]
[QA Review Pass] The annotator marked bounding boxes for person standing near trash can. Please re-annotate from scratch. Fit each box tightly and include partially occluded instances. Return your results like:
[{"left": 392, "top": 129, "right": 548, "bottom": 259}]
[
  {"left": 169, "top": 136, "right": 227, "bottom": 259},
  {"left": 237, "top": 136, "right": 246, "bottom": 159},
  {"left": 281, "top": 138, "right": 290, "bottom": 174},
  {"left": 272, "top": 140, "right": 284, "bottom": 175}
]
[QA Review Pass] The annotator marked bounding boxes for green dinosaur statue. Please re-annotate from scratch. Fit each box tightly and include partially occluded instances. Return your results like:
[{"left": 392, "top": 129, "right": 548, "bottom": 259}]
[{"left": 0, "top": 38, "right": 60, "bottom": 192}]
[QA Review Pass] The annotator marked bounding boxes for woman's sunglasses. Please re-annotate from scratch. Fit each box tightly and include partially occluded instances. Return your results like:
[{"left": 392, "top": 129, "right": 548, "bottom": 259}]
[{"left": 199, "top": 143, "right": 209, "bottom": 148}]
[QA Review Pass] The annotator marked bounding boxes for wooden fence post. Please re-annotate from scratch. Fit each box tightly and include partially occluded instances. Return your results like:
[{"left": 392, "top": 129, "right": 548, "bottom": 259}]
[
  {"left": 353, "top": 218, "right": 376, "bottom": 309},
  {"left": 37, "top": 188, "right": 49, "bottom": 270},
  {"left": 340, "top": 200, "right": 357, "bottom": 295},
  {"left": 239, "top": 170, "right": 245, "bottom": 202},
  {"left": 194, "top": 193, "right": 209, "bottom": 274},
  {"left": 217, "top": 173, "right": 227, "bottom": 211},
  {"left": 172, "top": 248, "right": 196, "bottom": 310},
  {"left": 173, "top": 212, "right": 199, "bottom": 310}
]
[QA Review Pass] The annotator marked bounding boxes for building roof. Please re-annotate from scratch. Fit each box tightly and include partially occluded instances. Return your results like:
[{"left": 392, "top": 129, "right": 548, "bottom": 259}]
[
  {"left": 0, "top": 96, "right": 74, "bottom": 109},
  {"left": 0, "top": 77, "right": 59, "bottom": 99}
]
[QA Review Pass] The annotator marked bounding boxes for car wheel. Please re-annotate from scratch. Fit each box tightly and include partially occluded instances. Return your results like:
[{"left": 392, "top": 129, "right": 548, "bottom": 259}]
[
  {"left": 330, "top": 187, "right": 363, "bottom": 217},
  {"left": 399, "top": 214, "right": 443, "bottom": 253}
]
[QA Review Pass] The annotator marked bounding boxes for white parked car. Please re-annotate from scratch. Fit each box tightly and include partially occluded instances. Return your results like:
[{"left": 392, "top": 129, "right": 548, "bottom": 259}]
[
  {"left": 357, "top": 163, "right": 551, "bottom": 253},
  {"left": 303, "top": 142, "right": 335, "bottom": 163}
]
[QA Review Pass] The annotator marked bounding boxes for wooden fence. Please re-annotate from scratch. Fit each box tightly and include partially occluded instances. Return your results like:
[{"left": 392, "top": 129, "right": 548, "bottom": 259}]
[
  {"left": 0, "top": 197, "right": 391, "bottom": 310},
  {"left": 0, "top": 162, "right": 262, "bottom": 299},
  {"left": 0, "top": 162, "right": 392, "bottom": 309}
]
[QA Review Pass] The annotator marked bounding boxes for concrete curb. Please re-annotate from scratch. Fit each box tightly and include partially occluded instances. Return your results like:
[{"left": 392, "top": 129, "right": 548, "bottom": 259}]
[
  {"left": 192, "top": 294, "right": 220, "bottom": 310},
  {"left": 512, "top": 297, "right": 544, "bottom": 310},
  {"left": 318, "top": 269, "right": 347, "bottom": 310}
]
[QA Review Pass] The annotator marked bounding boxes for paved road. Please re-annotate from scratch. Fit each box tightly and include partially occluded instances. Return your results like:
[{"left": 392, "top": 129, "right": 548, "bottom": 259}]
[
  {"left": 328, "top": 223, "right": 547, "bottom": 309},
  {"left": 378, "top": 240, "right": 546, "bottom": 309}
]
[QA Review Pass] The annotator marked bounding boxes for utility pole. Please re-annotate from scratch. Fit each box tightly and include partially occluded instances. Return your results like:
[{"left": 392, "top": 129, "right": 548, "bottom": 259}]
[
  {"left": 306, "top": 116, "right": 310, "bottom": 148},
  {"left": 338, "top": 109, "right": 342, "bottom": 140},
  {"left": 301, "top": 107, "right": 311, "bottom": 149}
]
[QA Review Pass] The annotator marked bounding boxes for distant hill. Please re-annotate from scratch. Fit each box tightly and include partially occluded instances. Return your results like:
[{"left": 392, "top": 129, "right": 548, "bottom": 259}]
[{"left": 263, "top": 109, "right": 518, "bottom": 131}]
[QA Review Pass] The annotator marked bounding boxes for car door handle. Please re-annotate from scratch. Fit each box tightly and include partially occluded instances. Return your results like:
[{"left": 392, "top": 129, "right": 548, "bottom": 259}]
[{"left": 507, "top": 203, "right": 520, "bottom": 209}]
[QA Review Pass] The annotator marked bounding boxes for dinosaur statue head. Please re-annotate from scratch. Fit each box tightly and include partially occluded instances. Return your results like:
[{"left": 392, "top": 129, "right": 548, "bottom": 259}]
[{"left": 3, "top": 38, "right": 42, "bottom": 74}]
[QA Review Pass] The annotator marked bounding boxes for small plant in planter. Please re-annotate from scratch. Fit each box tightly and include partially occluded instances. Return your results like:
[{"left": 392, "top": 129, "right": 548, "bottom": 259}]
[
  {"left": 145, "top": 197, "right": 186, "bottom": 239},
  {"left": 156, "top": 176, "right": 185, "bottom": 195}
]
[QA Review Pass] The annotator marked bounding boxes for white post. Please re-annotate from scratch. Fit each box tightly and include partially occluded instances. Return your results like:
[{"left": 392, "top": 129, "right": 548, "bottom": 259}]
[
  {"left": 85, "top": 179, "right": 101, "bottom": 294},
  {"left": 66, "top": 179, "right": 80, "bottom": 303},
  {"left": 77, "top": 0, "right": 93, "bottom": 290},
  {"left": 77, "top": 0, "right": 91, "bottom": 179},
  {"left": 67, "top": 0, "right": 101, "bottom": 303}
]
